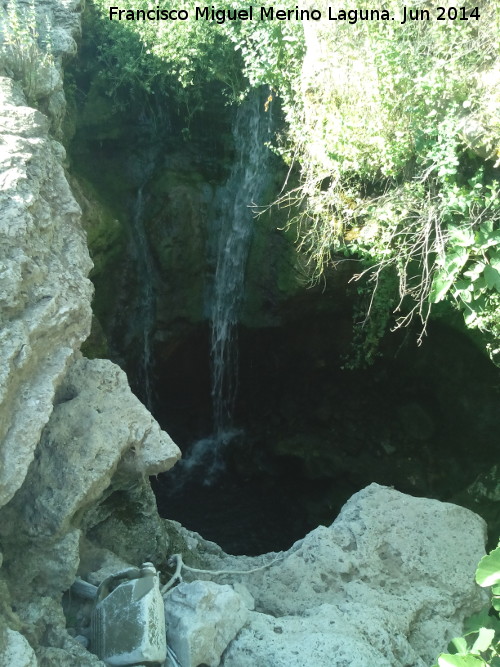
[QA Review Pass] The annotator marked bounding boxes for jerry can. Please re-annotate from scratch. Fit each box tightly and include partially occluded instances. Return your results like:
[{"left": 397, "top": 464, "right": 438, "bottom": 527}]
[{"left": 91, "top": 562, "right": 167, "bottom": 666}]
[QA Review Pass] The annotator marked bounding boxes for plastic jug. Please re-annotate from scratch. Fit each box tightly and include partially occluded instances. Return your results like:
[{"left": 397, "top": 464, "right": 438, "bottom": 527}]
[{"left": 91, "top": 562, "right": 167, "bottom": 666}]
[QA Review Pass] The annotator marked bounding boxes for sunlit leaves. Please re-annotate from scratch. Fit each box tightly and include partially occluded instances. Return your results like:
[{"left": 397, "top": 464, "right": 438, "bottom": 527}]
[
  {"left": 476, "top": 547, "right": 500, "bottom": 588},
  {"left": 435, "top": 544, "right": 500, "bottom": 667}
]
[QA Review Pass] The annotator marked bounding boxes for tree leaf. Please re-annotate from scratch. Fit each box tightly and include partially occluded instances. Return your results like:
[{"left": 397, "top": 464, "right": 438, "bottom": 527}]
[
  {"left": 471, "top": 627, "right": 495, "bottom": 653},
  {"left": 464, "top": 608, "right": 493, "bottom": 634},
  {"left": 477, "top": 228, "right": 500, "bottom": 248},
  {"left": 483, "top": 265, "right": 500, "bottom": 291},
  {"left": 448, "top": 636, "right": 469, "bottom": 654},
  {"left": 476, "top": 546, "right": 500, "bottom": 587},
  {"left": 444, "top": 248, "right": 469, "bottom": 274},
  {"left": 448, "top": 226, "right": 475, "bottom": 247},
  {"left": 464, "top": 305, "right": 479, "bottom": 326},
  {"left": 464, "top": 606, "right": 500, "bottom": 633},
  {"left": 463, "top": 263, "right": 485, "bottom": 281},
  {"left": 431, "top": 246, "right": 471, "bottom": 302},
  {"left": 438, "top": 654, "right": 486, "bottom": 667},
  {"left": 430, "top": 271, "right": 456, "bottom": 303},
  {"left": 490, "top": 253, "right": 500, "bottom": 272}
]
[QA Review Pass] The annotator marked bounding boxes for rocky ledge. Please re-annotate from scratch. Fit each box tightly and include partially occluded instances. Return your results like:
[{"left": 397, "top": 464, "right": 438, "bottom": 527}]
[
  {"left": 162, "top": 483, "right": 487, "bottom": 667},
  {"left": 0, "top": 0, "right": 492, "bottom": 664}
]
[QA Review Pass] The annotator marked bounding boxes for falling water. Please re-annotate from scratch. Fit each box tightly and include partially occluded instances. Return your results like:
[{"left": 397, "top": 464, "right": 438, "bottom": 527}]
[
  {"left": 130, "top": 186, "right": 155, "bottom": 408},
  {"left": 209, "top": 91, "right": 273, "bottom": 442},
  {"left": 164, "top": 91, "right": 273, "bottom": 483}
]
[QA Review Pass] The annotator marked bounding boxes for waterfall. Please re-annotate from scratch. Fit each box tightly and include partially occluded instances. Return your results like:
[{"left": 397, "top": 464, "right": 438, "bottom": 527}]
[
  {"left": 163, "top": 91, "right": 273, "bottom": 485},
  {"left": 209, "top": 91, "right": 273, "bottom": 441},
  {"left": 130, "top": 186, "right": 155, "bottom": 408}
]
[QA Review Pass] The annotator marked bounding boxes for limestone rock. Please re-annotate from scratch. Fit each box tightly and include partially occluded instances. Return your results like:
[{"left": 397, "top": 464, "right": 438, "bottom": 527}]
[
  {"left": 0, "top": 357, "right": 180, "bottom": 606},
  {"left": 1, "top": 530, "right": 82, "bottom": 600},
  {"left": 0, "top": 0, "right": 182, "bottom": 663},
  {"left": 222, "top": 608, "right": 401, "bottom": 667},
  {"left": 0, "top": 76, "right": 93, "bottom": 511},
  {"left": 164, "top": 581, "right": 249, "bottom": 667},
  {"left": 77, "top": 539, "right": 137, "bottom": 588},
  {"left": 3, "top": 357, "right": 180, "bottom": 540},
  {"left": 85, "top": 481, "right": 175, "bottom": 566},
  {"left": 181, "top": 484, "right": 488, "bottom": 667},
  {"left": 0, "top": 628, "right": 38, "bottom": 667},
  {"left": 10, "top": 595, "right": 103, "bottom": 665}
]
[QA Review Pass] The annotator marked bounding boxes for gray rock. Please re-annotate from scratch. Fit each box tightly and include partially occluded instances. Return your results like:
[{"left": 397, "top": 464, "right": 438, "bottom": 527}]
[
  {"left": 0, "top": 628, "right": 38, "bottom": 667},
  {"left": 78, "top": 539, "right": 137, "bottom": 589},
  {"left": 0, "top": 76, "right": 93, "bottom": 511},
  {"left": 4, "top": 357, "right": 180, "bottom": 541},
  {"left": 222, "top": 608, "right": 401, "bottom": 667},
  {"left": 85, "top": 481, "right": 176, "bottom": 567},
  {"left": 36, "top": 645, "right": 104, "bottom": 667},
  {"left": 0, "top": 357, "right": 180, "bottom": 604},
  {"left": 0, "top": 0, "right": 81, "bottom": 129},
  {"left": 0, "top": 1, "right": 181, "bottom": 664},
  {"left": 164, "top": 581, "right": 249, "bottom": 667},
  {"left": 178, "top": 484, "right": 487, "bottom": 667}
]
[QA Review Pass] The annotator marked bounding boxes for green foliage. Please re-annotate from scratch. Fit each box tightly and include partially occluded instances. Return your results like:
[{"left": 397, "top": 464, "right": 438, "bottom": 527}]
[
  {"left": 434, "top": 544, "right": 500, "bottom": 667},
  {"left": 85, "top": 0, "right": 303, "bottom": 115},
  {"left": 78, "top": 0, "right": 500, "bottom": 363},
  {"left": 343, "top": 269, "right": 399, "bottom": 369},
  {"left": 429, "top": 195, "right": 500, "bottom": 363},
  {"left": 281, "top": 0, "right": 500, "bottom": 365},
  {"left": 0, "top": 0, "right": 54, "bottom": 103}
]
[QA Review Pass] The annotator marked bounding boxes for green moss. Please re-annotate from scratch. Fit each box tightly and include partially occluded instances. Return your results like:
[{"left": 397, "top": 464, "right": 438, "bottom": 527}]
[
  {"left": 71, "top": 176, "right": 125, "bottom": 258},
  {"left": 69, "top": 173, "right": 128, "bottom": 335},
  {"left": 77, "top": 82, "right": 125, "bottom": 140}
]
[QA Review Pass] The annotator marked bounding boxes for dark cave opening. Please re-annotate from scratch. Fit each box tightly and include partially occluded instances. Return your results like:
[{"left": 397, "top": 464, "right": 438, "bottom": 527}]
[{"left": 149, "top": 309, "right": 500, "bottom": 555}]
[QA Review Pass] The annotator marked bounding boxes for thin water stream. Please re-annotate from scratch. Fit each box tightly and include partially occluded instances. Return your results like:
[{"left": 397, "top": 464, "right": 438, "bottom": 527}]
[
  {"left": 160, "top": 91, "right": 273, "bottom": 484},
  {"left": 129, "top": 185, "right": 155, "bottom": 408},
  {"left": 209, "top": 92, "right": 273, "bottom": 439},
  {"left": 193, "top": 91, "right": 273, "bottom": 479}
]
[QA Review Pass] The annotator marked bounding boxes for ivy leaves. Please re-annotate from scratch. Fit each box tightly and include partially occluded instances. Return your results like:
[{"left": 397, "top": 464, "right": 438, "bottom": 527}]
[
  {"left": 429, "top": 178, "right": 500, "bottom": 347},
  {"left": 434, "top": 545, "right": 500, "bottom": 667}
]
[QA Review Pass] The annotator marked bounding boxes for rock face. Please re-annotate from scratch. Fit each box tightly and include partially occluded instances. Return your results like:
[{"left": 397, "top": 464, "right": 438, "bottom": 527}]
[
  {"left": 0, "top": 0, "right": 92, "bottom": 516},
  {"left": 0, "top": 357, "right": 180, "bottom": 652},
  {"left": 10, "top": 357, "right": 179, "bottom": 539},
  {"left": 173, "top": 484, "right": 488, "bottom": 667},
  {"left": 0, "top": 75, "right": 93, "bottom": 510},
  {"left": 0, "top": 628, "right": 38, "bottom": 667},
  {"left": 0, "top": 2, "right": 181, "bottom": 662}
]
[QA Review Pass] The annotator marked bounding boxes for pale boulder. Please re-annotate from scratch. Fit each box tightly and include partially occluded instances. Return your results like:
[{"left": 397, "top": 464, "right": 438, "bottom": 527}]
[{"left": 164, "top": 581, "right": 249, "bottom": 667}]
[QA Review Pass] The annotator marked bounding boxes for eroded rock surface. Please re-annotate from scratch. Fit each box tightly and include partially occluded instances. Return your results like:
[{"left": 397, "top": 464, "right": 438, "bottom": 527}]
[
  {"left": 0, "top": 628, "right": 38, "bottom": 667},
  {"left": 171, "top": 484, "right": 488, "bottom": 667},
  {"left": 10, "top": 358, "right": 179, "bottom": 538},
  {"left": 0, "top": 357, "right": 180, "bottom": 604},
  {"left": 0, "top": 4, "right": 181, "bottom": 661},
  {"left": 0, "top": 76, "right": 93, "bottom": 511}
]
